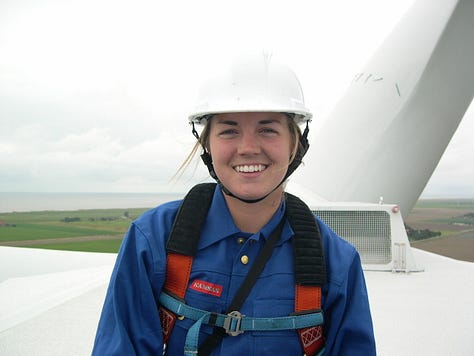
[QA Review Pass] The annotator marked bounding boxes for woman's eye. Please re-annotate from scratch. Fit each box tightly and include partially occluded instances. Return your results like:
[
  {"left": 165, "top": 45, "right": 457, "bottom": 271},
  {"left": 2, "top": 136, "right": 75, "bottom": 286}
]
[
  {"left": 260, "top": 128, "right": 278, "bottom": 135},
  {"left": 219, "top": 129, "right": 238, "bottom": 137}
]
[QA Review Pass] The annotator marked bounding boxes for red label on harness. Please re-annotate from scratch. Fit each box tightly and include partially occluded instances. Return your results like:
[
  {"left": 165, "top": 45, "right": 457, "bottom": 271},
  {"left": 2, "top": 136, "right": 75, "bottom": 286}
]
[{"left": 190, "top": 279, "right": 223, "bottom": 297}]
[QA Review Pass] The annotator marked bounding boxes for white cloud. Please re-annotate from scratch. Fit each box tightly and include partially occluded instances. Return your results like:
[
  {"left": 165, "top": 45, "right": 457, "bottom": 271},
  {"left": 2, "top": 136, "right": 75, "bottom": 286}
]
[
  {"left": 0, "top": 124, "right": 202, "bottom": 191},
  {"left": 421, "top": 103, "right": 474, "bottom": 198},
  {"left": 1, "top": 0, "right": 472, "bottom": 197}
]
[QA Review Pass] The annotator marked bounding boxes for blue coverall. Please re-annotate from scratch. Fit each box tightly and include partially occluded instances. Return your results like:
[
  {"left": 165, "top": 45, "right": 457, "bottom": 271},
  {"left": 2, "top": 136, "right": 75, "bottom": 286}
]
[{"left": 93, "top": 186, "right": 376, "bottom": 355}]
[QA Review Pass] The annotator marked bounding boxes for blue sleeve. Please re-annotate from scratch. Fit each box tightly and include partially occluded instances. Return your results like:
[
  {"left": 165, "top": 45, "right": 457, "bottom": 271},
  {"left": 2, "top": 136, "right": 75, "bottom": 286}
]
[
  {"left": 318, "top": 220, "right": 376, "bottom": 356},
  {"left": 325, "top": 251, "right": 376, "bottom": 355},
  {"left": 92, "top": 222, "right": 166, "bottom": 355}
]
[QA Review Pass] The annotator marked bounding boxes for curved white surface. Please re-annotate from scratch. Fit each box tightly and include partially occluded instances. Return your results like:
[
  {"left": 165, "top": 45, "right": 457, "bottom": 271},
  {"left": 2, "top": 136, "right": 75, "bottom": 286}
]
[
  {"left": 0, "top": 246, "right": 472, "bottom": 355},
  {"left": 294, "top": 0, "right": 474, "bottom": 218}
]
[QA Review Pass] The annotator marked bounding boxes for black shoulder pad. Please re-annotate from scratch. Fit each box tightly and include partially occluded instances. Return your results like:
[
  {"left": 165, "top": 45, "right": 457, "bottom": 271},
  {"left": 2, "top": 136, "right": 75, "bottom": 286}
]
[
  {"left": 167, "top": 183, "right": 216, "bottom": 256},
  {"left": 285, "top": 193, "right": 327, "bottom": 286}
]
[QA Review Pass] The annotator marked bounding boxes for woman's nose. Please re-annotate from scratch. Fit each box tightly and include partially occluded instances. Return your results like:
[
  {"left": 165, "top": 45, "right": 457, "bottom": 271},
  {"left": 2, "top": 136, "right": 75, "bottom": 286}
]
[{"left": 237, "top": 132, "right": 261, "bottom": 154}]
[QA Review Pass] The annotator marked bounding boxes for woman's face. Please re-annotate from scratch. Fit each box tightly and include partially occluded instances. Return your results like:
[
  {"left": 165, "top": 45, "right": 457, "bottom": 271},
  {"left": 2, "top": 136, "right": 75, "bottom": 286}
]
[{"left": 208, "top": 112, "right": 293, "bottom": 201}]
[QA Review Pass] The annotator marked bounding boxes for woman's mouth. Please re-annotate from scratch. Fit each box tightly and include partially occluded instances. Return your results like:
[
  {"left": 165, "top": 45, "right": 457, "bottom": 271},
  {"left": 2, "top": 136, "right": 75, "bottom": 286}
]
[{"left": 233, "top": 164, "right": 267, "bottom": 173}]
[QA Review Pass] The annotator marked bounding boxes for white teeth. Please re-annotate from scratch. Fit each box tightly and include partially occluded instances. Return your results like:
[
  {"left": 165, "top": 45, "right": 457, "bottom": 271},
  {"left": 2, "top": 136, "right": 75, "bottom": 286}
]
[{"left": 235, "top": 164, "right": 265, "bottom": 173}]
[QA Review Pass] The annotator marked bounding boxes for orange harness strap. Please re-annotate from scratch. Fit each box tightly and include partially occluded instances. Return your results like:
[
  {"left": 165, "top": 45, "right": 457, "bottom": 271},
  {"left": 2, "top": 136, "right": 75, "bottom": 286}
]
[
  {"left": 159, "top": 254, "right": 325, "bottom": 355},
  {"left": 159, "top": 253, "right": 193, "bottom": 343},
  {"left": 295, "top": 284, "right": 325, "bottom": 355}
]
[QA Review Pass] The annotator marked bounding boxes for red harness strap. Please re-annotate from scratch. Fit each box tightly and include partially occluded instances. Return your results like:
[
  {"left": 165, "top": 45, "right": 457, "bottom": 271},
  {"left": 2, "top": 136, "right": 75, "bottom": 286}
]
[
  {"left": 295, "top": 284, "right": 325, "bottom": 355},
  {"left": 159, "top": 253, "right": 193, "bottom": 343},
  {"left": 159, "top": 253, "right": 324, "bottom": 355}
]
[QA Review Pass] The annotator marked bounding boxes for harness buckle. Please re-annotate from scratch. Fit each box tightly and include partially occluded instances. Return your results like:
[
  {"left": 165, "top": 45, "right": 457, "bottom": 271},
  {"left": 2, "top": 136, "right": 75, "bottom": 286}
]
[{"left": 223, "top": 311, "right": 244, "bottom": 336}]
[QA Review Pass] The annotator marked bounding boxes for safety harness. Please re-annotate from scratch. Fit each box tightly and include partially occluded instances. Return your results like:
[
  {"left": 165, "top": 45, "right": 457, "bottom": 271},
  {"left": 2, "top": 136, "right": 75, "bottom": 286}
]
[{"left": 158, "top": 183, "right": 327, "bottom": 355}]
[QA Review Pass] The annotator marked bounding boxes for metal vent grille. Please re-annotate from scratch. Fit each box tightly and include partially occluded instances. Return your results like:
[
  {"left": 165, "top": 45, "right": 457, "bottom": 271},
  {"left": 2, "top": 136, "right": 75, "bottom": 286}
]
[{"left": 314, "top": 210, "right": 392, "bottom": 264}]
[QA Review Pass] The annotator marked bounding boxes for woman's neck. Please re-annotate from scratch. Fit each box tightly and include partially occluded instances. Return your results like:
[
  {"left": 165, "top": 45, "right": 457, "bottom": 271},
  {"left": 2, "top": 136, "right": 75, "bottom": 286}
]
[{"left": 223, "top": 188, "right": 284, "bottom": 233}]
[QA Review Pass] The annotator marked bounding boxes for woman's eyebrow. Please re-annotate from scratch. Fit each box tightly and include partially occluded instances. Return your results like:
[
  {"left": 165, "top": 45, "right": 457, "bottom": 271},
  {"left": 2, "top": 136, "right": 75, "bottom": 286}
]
[
  {"left": 259, "top": 119, "right": 283, "bottom": 125},
  {"left": 216, "top": 120, "right": 238, "bottom": 126}
]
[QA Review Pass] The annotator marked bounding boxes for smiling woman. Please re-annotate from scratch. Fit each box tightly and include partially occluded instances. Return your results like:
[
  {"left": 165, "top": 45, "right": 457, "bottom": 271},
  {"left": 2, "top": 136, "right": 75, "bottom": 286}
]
[{"left": 92, "top": 53, "right": 376, "bottom": 356}]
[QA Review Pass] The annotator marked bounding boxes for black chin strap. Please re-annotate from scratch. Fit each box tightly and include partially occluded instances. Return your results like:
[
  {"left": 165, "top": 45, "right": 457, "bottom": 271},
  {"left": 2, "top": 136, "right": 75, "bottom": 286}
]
[{"left": 193, "top": 121, "right": 310, "bottom": 204}]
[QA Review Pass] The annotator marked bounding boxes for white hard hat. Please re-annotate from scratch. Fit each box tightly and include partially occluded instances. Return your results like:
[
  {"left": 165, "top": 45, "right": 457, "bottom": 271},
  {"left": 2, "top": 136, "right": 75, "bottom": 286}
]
[{"left": 189, "top": 53, "right": 312, "bottom": 124}]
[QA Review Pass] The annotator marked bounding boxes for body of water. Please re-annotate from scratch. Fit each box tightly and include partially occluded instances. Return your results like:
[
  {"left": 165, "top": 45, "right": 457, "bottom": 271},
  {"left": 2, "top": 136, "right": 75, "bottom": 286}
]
[{"left": 0, "top": 192, "right": 185, "bottom": 213}]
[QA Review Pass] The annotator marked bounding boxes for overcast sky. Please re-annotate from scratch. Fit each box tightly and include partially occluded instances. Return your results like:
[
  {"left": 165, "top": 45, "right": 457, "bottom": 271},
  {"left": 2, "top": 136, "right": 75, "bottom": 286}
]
[{"left": 1, "top": 0, "right": 472, "bottom": 198}]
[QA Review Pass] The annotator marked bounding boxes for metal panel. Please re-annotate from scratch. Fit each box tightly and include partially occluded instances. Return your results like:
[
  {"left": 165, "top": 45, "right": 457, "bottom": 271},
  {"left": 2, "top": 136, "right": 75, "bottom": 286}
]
[{"left": 314, "top": 210, "right": 392, "bottom": 264}]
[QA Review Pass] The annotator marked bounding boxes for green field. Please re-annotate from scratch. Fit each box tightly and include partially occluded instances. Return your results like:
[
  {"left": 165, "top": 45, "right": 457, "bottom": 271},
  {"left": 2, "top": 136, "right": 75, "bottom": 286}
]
[
  {"left": 413, "top": 198, "right": 474, "bottom": 210},
  {"left": 405, "top": 199, "right": 474, "bottom": 262},
  {"left": 0, "top": 208, "right": 149, "bottom": 252},
  {"left": 407, "top": 198, "right": 474, "bottom": 233},
  {"left": 1, "top": 199, "right": 473, "bottom": 259}
]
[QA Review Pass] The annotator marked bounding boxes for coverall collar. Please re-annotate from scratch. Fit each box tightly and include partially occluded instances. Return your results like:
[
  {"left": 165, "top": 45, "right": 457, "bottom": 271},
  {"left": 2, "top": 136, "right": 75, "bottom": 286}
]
[{"left": 198, "top": 185, "right": 292, "bottom": 250}]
